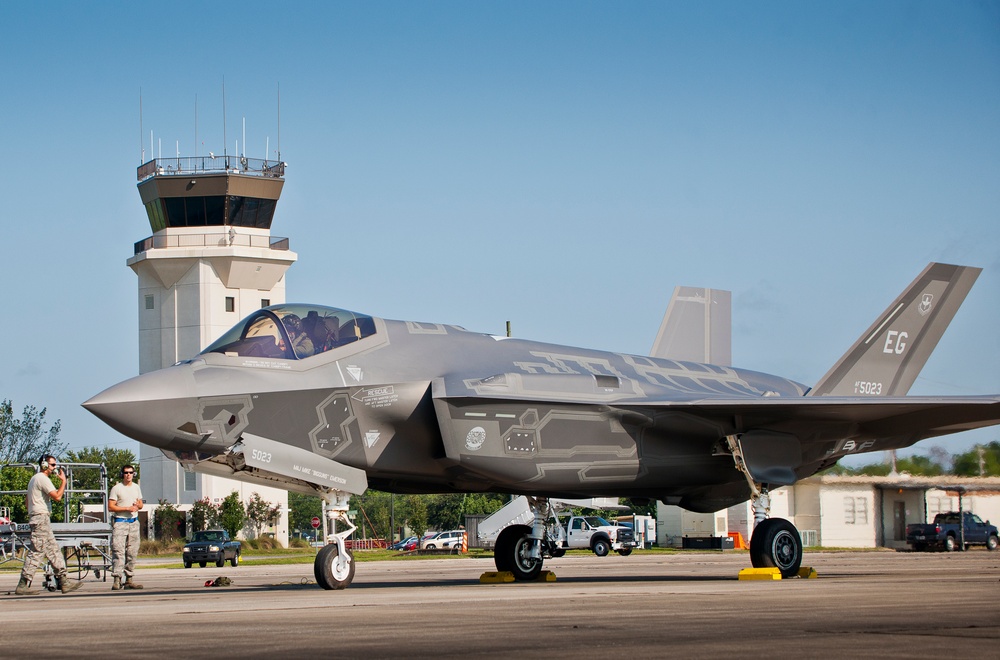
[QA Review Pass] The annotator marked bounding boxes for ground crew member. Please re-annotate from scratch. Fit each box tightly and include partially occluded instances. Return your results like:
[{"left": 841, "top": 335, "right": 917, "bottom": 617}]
[
  {"left": 15, "top": 454, "right": 83, "bottom": 595},
  {"left": 109, "top": 463, "right": 144, "bottom": 590}
]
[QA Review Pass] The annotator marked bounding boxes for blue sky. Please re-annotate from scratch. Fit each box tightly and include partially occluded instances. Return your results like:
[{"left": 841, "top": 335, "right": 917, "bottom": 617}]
[{"left": 1, "top": 2, "right": 998, "bottom": 467}]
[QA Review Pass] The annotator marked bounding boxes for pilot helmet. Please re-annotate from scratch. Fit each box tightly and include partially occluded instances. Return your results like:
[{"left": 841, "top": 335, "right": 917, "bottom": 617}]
[{"left": 282, "top": 314, "right": 302, "bottom": 335}]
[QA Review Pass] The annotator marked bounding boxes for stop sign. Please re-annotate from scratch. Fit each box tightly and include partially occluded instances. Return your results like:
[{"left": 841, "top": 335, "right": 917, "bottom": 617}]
[{"left": 311, "top": 516, "right": 321, "bottom": 529}]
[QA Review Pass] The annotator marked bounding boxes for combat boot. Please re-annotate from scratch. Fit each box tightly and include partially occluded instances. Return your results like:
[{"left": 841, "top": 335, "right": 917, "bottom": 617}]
[
  {"left": 15, "top": 577, "right": 39, "bottom": 595},
  {"left": 112, "top": 576, "right": 122, "bottom": 591},
  {"left": 123, "top": 576, "right": 143, "bottom": 590},
  {"left": 58, "top": 576, "right": 82, "bottom": 594}
]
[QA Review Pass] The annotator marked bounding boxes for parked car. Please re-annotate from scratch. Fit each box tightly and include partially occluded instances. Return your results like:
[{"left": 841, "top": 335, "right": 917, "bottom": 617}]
[
  {"left": 906, "top": 512, "right": 999, "bottom": 551},
  {"left": 183, "top": 529, "right": 241, "bottom": 568},
  {"left": 420, "top": 529, "right": 466, "bottom": 549},
  {"left": 390, "top": 536, "right": 419, "bottom": 551}
]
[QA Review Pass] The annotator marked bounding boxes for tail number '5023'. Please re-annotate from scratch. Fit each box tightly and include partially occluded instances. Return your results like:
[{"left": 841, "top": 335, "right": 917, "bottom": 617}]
[
  {"left": 251, "top": 449, "right": 272, "bottom": 463},
  {"left": 854, "top": 381, "right": 883, "bottom": 395}
]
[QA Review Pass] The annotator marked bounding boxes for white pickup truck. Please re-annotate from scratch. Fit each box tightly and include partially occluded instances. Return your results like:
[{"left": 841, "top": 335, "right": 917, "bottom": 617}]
[
  {"left": 477, "top": 497, "right": 637, "bottom": 559},
  {"left": 550, "top": 513, "right": 636, "bottom": 557}
]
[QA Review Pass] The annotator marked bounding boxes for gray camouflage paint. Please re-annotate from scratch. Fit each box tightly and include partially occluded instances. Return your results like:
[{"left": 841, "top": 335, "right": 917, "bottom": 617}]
[{"left": 85, "top": 263, "right": 1000, "bottom": 513}]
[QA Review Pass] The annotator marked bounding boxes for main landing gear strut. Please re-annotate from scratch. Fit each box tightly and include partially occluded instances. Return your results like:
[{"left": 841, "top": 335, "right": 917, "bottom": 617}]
[
  {"left": 726, "top": 435, "right": 803, "bottom": 578},
  {"left": 493, "top": 496, "right": 551, "bottom": 581},
  {"left": 314, "top": 490, "right": 357, "bottom": 589}
]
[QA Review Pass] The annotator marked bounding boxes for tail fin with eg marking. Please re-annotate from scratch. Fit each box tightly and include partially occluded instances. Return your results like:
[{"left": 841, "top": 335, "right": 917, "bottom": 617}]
[{"left": 808, "top": 262, "right": 981, "bottom": 397}]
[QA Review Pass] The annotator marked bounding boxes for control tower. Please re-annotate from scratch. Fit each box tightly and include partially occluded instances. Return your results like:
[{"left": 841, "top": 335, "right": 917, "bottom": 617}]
[{"left": 129, "top": 154, "right": 294, "bottom": 542}]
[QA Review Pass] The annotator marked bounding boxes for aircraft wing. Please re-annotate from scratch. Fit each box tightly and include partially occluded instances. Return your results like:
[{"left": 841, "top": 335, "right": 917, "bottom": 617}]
[{"left": 432, "top": 376, "right": 1000, "bottom": 490}]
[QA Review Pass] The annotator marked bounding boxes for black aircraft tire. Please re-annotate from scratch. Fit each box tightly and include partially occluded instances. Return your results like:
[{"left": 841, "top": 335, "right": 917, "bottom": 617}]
[
  {"left": 314, "top": 543, "right": 356, "bottom": 590},
  {"left": 495, "top": 525, "right": 542, "bottom": 581},
  {"left": 749, "top": 518, "right": 802, "bottom": 579}
]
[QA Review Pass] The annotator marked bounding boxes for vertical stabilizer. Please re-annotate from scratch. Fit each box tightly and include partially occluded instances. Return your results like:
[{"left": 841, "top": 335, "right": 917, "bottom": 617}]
[
  {"left": 651, "top": 287, "right": 732, "bottom": 365},
  {"left": 809, "top": 263, "right": 980, "bottom": 397}
]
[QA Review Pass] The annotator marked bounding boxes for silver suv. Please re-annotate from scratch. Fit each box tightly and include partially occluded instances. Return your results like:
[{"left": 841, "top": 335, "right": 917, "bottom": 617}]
[{"left": 420, "top": 529, "right": 466, "bottom": 549}]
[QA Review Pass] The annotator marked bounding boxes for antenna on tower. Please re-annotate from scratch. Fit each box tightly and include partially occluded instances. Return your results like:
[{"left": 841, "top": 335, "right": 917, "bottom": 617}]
[
  {"left": 277, "top": 82, "right": 281, "bottom": 162},
  {"left": 139, "top": 88, "right": 144, "bottom": 164},
  {"left": 242, "top": 117, "right": 246, "bottom": 157},
  {"left": 222, "top": 77, "right": 228, "bottom": 158},
  {"left": 194, "top": 94, "right": 199, "bottom": 158}
]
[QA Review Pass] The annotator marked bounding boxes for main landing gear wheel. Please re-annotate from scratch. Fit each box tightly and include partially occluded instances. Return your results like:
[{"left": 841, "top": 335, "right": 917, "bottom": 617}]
[
  {"left": 315, "top": 543, "right": 356, "bottom": 590},
  {"left": 750, "top": 518, "right": 802, "bottom": 578},
  {"left": 494, "top": 524, "right": 543, "bottom": 581}
]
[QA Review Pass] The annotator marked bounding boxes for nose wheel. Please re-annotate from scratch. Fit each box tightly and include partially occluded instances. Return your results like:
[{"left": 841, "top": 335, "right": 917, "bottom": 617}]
[{"left": 314, "top": 490, "right": 357, "bottom": 589}]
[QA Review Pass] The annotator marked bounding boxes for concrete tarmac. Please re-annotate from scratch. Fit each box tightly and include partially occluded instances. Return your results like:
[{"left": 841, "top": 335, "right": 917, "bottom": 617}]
[{"left": 1, "top": 550, "right": 998, "bottom": 658}]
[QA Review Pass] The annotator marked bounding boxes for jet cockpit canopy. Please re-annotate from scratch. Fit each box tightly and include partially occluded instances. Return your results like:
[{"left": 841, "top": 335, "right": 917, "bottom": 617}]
[{"left": 202, "top": 304, "right": 376, "bottom": 360}]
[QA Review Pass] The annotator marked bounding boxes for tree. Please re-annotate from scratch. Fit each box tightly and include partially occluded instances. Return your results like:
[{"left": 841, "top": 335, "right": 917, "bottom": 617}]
[
  {"left": 0, "top": 464, "right": 35, "bottom": 522},
  {"left": 426, "top": 494, "right": 466, "bottom": 530},
  {"left": 219, "top": 491, "right": 246, "bottom": 539},
  {"left": 154, "top": 499, "right": 185, "bottom": 541},
  {"left": 953, "top": 441, "right": 1000, "bottom": 477},
  {"left": 622, "top": 498, "right": 658, "bottom": 518},
  {"left": 0, "top": 399, "right": 65, "bottom": 464},
  {"left": 64, "top": 446, "right": 137, "bottom": 491},
  {"left": 350, "top": 490, "right": 391, "bottom": 539},
  {"left": 463, "top": 493, "right": 506, "bottom": 516},
  {"left": 244, "top": 492, "right": 281, "bottom": 538},
  {"left": 399, "top": 494, "right": 427, "bottom": 538},
  {"left": 189, "top": 497, "right": 220, "bottom": 532},
  {"left": 288, "top": 492, "right": 322, "bottom": 537},
  {"left": 895, "top": 455, "right": 945, "bottom": 476}
]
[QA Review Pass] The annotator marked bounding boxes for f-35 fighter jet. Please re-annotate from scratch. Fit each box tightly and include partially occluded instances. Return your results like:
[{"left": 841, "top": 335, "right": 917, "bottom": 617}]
[{"left": 84, "top": 262, "right": 1000, "bottom": 588}]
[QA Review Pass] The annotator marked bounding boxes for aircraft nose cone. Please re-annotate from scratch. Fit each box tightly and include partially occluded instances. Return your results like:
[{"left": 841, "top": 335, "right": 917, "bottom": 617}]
[{"left": 83, "top": 365, "right": 200, "bottom": 448}]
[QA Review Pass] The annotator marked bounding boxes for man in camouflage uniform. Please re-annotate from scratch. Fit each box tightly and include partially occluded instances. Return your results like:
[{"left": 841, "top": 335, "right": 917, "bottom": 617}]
[
  {"left": 15, "top": 454, "right": 83, "bottom": 595},
  {"left": 109, "top": 464, "right": 143, "bottom": 590}
]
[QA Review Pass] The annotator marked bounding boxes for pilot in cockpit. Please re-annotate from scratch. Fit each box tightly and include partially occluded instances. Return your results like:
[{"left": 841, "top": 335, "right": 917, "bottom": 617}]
[{"left": 278, "top": 314, "right": 314, "bottom": 358}]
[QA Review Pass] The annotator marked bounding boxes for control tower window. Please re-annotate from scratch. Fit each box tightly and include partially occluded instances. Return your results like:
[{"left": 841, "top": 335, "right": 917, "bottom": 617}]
[
  {"left": 161, "top": 196, "right": 227, "bottom": 227},
  {"left": 229, "top": 197, "right": 276, "bottom": 228},
  {"left": 202, "top": 304, "right": 377, "bottom": 360}
]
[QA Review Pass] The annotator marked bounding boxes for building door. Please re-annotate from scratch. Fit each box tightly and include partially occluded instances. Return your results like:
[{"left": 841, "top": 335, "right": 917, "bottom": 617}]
[{"left": 893, "top": 501, "right": 906, "bottom": 541}]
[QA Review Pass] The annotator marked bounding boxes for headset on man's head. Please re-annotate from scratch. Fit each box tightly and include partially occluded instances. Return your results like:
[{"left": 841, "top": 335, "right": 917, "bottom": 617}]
[{"left": 38, "top": 454, "right": 56, "bottom": 471}]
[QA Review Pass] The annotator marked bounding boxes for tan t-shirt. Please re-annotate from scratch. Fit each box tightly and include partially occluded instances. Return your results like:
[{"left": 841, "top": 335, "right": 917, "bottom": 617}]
[
  {"left": 109, "top": 482, "right": 143, "bottom": 519},
  {"left": 26, "top": 472, "right": 56, "bottom": 517}
]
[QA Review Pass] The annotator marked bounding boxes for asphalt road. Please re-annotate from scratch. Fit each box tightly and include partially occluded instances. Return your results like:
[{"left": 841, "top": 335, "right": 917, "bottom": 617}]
[{"left": 2, "top": 550, "right": 998, "bottom": 658}]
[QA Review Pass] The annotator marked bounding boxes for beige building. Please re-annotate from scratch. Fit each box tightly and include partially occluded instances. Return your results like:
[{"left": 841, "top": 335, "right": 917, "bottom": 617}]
[{"left": 658, "top": 474, "right": 1000, "bottom": 549}]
